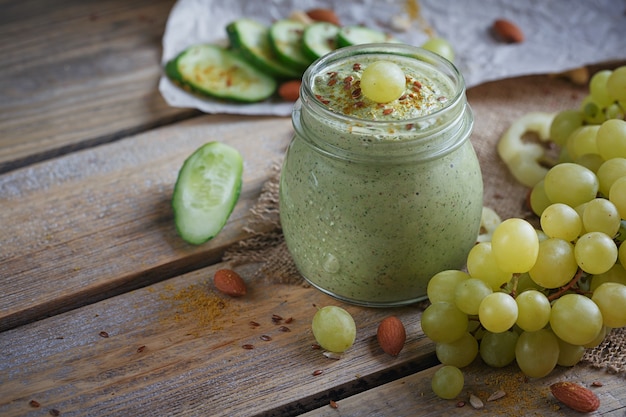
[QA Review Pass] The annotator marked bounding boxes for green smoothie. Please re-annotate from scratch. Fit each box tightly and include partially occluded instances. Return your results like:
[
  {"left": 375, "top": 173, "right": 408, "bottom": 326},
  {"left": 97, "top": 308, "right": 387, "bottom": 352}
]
[{"left": 279, "top": 44, "right": 483, "bottom": 306}]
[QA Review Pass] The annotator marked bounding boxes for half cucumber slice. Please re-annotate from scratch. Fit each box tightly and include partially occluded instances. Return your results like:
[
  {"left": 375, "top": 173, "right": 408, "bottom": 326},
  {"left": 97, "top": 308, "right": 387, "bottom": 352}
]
[
  {"left": 172, "top": 142, "right": 244, "bottom": 245},
  {"left": 337, "top": 25, "right": 398, "bottom": 47},
  {"left": 269, "top": 19, "right": 313, "bottom": 72},
  {"left": 227, "top": 18, "right": 302, "bottom": 79},
  {"left": 165, "top": 44, "right": 276, "bottom": 102},
  {"left": 302, "top": 22, "right": 340, "bottom": 60}
]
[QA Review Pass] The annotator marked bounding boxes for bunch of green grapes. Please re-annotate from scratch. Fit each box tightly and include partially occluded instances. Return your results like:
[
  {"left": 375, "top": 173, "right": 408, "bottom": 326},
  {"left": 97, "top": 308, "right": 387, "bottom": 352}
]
[
  {"left": 424, "top": 66, "right": 626, "bottom": 396},
  {"left": 425, "top": 215, "right": 626, "bottom": 385}
]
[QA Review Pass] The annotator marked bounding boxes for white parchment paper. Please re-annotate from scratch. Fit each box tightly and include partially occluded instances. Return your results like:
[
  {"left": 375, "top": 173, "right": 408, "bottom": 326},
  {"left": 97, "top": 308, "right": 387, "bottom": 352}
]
[{"left": 158, "top": 0, "right": 626, "bottom": 116}]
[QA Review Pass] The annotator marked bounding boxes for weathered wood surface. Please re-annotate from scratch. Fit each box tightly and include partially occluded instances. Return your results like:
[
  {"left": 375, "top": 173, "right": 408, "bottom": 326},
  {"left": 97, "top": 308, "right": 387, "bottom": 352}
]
[
  {"left": 0, "top": 116, "right": 292, "bottom": 331},
  {"left": 0, "top": 0, "right": 190, "bottom": 173},
  {"left": 2, "top": 0, "right": 626, "bottom": 416},
  {"left": 1, "top": 261, "right": 624, "bottom": 416},
  {"left": 0, "top": 261, "right": 438, "bottom": 417},
  {"left": 302, "top": 362, "right": 626, "bottom": 416}
]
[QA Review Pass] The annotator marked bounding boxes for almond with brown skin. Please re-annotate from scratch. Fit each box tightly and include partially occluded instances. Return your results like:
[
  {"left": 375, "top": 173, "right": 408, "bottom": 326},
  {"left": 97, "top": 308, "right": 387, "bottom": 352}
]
[
  {"left": 377, "top": 316, "right": 406, "bottom": 356},
  {"left": 213, "top": 269, "right": 247, "bottom": 297},
  {"left": 550, "top": 381, "right": 600, "bottom": 413},
  {"left": 306, "top": 8, "right": 341, "bottom": 26},
  {"left": 492, "top": 19, "right": 524, "bottom": 43},
  {"left": 278, "top": 80, "right": 302, "bottom": 102}
]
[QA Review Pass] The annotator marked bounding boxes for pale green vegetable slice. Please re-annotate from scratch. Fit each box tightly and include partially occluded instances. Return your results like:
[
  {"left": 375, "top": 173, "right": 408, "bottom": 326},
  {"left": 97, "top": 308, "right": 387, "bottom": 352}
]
[
  {"left": 226, "top": 18, "right": 301, "bottom": 79},
  {"left": 165, "top": 44, "right": 276, "bottom": 102},
  {"left": 302, "top": 22, "right": 340, "bottom": 60},
  {"left": 269, "top": 19, "right": 313, "bottom": 71},
  {"left": 337, "top": 25, "right": 397, "bottom": 47},
  {"left": 172, "top": 142, "right": 243, "bottom": 245}
]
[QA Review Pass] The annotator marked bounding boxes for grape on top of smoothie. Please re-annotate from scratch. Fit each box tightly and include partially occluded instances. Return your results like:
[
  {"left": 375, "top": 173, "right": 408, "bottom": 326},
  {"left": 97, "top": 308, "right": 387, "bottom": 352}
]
[{"left": 311, "top": 56, "right": 453, "bottom": 122}]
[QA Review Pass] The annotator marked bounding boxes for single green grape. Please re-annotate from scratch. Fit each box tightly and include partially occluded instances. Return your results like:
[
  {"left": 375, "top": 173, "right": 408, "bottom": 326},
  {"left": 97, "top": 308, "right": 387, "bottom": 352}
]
[
  {"left": 491, "top": 218, "right": 539, "bottom": 273},
  {"left": 597, "top": 158, "right": 626, "bottom": 197},
  {"left": 549, "top": 110, "right": 584, "bottom": 147},
  {"left": 556, "top": 337, "right": 586, "bottom": 367},
  {"left": 466, "top": 242, "right": 511, "bottom": 291},
  {"left": 574, "top": 202, "right": 589, "bottom": 235},
  {"left": 421, "top": 301, "right": 468, "bottom": 343},
  {"left": 606, "top": 102, "right": 626, "bottom": 120},
  {"left": 479, "top": 330, "right": 518, "bottom": 368},
  {"left": 311, "top": 305, "right": 356, "bottom": 353},
  {"left": 582, "top": 198, "right": 621, "bottom": 237},
  {"left": 574, "top": 231, "right": 618, "bottom": 275},
  {"left": 540, "top": 203, "right": 582, "bottom": 242},
  {"left": 427, "top": 269, "right": 470, "bottom": 303},
  {"left": 575, "top": 153, "right": 605, "bottom": 173},
  {"left": 431, "top": 365, "right": 464, "bottom": 399},
  {"left": 620, "top": 237, "right": 626, "bottom": 270},
  {"left": 454, "top": 278, "right": 492, "bottom": 315},
  {"left": 607, "top": 65, "right": 626, "bottom": 101},
  {"left": 590, "top": 263, "right": 626, "bottom": 291},
  {"left": 529, "top": 180, "right": 551, "bottom": 216},
  {"left": 589, "top": 69, "right": 614, "bottom": 107},
  {"left": 435, "top": 332, "right": 478, "bottom": 368},
  {"left": 478, "top": 292, "right": 518, "bottom": 333},
  {"left": 360, "top": 60, "right": 406, "bottom": 103},
  {"left": 515, "top": 290, "right": 551, "bottom": 332},
  {"left": 515, "top": 329, "right": 559, "bottom": 378},
  {"left": 580, "top": 97, "right": 606, "bottom": 124},
  {"left": 550, "top": 293, "right": 603, "bottom": 346},
  {"left": 597, "top": 119, "right": 626, "bottom": 160},
  {"left": 609, "top": 176, "right": 626, "bottom": 219},
  {"left": 421, "top": 37, "right": 454, "bottom": 62},
  {"left": 543, "top": 162, "right": 599, "bottom": 208},
  {"left": 565, "top": 125, "right": 599, "bottom": 161},
  {"left": 529, "top": 238, "right": 578, "bottom": 289},
  {"left": 592, "top": 282, "right": 626, "bottom": 328}
]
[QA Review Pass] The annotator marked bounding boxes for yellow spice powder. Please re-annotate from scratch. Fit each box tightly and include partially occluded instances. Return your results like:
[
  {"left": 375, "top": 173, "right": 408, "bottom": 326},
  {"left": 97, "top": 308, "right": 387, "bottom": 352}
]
[{"left": 159, "top": 281, "right": 230, "bottom": 330}]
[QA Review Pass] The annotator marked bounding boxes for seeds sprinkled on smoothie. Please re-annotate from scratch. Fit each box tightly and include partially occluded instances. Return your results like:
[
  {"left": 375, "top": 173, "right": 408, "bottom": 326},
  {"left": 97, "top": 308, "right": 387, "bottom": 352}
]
[{"left": 312, "top": 56, "right": 449, "bottom": 119}]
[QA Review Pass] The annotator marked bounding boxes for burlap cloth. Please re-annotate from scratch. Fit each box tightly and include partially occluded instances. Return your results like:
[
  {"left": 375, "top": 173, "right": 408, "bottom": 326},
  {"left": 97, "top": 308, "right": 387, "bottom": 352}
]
[{"left": 224, "top": 73, "right": 626, "bottom": 374}]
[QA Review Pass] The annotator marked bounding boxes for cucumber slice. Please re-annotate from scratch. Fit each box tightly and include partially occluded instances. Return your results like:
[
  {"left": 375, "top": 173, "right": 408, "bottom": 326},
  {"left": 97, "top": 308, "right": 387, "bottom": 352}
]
[
  {"left": 165, "top": 44, "right": 276, "bottom": 103},
  {"left": 302, "top": 22, "right": 340, "bottom": 61},
  {"left": 337, "top": 25, "right": 398, "bottom": 47},
  {"left": 226, "top": 18, "right": 301, "bottom": 79},
  {"left": 269, "top": 19, "right": 313, "bottom": 71},
  {"left": 172, "top": 142, "right": 243, "bottom": 245}
]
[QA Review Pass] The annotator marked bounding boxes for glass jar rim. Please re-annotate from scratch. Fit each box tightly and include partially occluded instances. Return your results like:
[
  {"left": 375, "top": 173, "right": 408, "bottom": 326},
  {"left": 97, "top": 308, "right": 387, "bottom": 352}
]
[{"left": 300, "top": 43, "right": 467, "bottom": 129}]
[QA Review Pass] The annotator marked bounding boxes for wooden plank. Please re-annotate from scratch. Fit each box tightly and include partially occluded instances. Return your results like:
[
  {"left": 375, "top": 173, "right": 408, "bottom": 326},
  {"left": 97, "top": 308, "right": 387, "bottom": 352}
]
[
  {"left": 0, "top": 0, "right": 191, "bottom": 173},
  {"left": 0, "top": 261, "right": 437, "bottom": 417},
  {"left": 0, "top": 115, "right": 292, "bottom": 331},
  {"left": 301, "top": 362, "right": 626, "bottom": 416}
]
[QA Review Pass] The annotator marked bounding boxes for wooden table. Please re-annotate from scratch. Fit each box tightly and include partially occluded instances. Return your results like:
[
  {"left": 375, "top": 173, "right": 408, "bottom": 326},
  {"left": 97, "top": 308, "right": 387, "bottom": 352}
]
[{"left": 1, "top": 1, "right": 624, "bottom": 416}]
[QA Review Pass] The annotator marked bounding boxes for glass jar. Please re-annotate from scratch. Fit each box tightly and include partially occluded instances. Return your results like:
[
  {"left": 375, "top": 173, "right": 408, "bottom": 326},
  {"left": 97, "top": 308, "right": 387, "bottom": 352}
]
[{"left": 279, "top": 44, "right": 483, "bottom": 306}]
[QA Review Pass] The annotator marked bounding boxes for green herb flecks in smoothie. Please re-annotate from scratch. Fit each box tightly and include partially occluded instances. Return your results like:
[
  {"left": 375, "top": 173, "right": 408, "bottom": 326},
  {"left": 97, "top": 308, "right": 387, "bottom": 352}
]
[{"left": 312, "top": 55, "right": 453, "bottom": 121}]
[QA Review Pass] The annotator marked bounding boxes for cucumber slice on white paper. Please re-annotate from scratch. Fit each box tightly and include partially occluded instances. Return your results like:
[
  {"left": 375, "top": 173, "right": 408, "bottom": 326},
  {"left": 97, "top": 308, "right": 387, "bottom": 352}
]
[
  {"left": 165, "top": 44, "right": 276, "bottom": 102},
  {"left": 226, "top": 18, "right": 302, "bottom": 79},
  {"left": 269, "top": 19, "right": 313, "bottom": 71},
  {"left": 302, "top": 22, "right": 340, "bottom": 60},
  {"left": 337, "top": 25, "right": 398, "bottom": 47},
  {"left": 172, "top": 142, "right": 243, "bottom": 245}
]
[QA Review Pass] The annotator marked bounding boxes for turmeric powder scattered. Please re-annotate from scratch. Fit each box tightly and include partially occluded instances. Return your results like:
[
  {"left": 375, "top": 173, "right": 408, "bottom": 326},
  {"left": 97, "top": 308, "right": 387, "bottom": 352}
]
[
  {"left": 159, "top": 281, "right": 231, "bottom": 330},
  {"left": 467, "top": 369, "right": 554, "bottom": 416}
]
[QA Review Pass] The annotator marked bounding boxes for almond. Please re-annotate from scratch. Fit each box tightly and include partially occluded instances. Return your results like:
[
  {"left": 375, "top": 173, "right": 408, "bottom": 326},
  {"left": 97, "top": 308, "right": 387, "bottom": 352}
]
[
  {"left": 492, "top": 19, "right": 524, "bottom": 43},
  {"left": 213, "top": 269, "right": 247, "bottom": 297},
  {"left": 306, "top": 8, "right": 341, "bottom": 26},
  {"left": 550, "top": 381, "right": 600, "bottom": 413},
  {"left": 278, "top": 80, "right": 302, "bottom": 102},
  {"left": 377, "top": 316, "right": 406, "bottom": 356}
]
